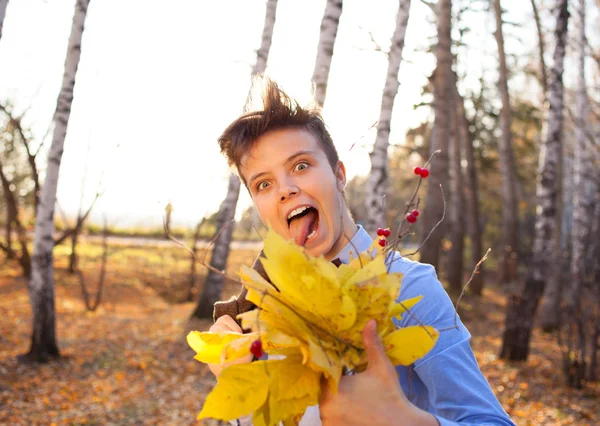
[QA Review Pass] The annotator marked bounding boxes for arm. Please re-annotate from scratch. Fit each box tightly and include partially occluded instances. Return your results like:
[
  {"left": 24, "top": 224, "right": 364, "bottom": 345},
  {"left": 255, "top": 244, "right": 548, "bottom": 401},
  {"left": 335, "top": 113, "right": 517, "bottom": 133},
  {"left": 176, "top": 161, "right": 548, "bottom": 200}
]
[{"left": 397, "top": 261, "right": 515, "bottom": 426}]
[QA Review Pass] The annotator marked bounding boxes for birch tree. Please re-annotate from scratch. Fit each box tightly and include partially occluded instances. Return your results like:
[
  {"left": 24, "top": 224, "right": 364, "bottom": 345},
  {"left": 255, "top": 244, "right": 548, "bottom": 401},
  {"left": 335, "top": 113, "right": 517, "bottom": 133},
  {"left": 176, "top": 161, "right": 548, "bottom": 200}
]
[
  {"left": 567, "top": 0, "right": 595, "bottom": 311},
  {"left": 193, "top": 0, "right": 278, "bottom": 319},
  {"left": 365, "top": 0, "right": 411, "bottom": 236},
  {"left": 500, "top": 0, "right": 569, "bottom": 361},
  {"left": 312, "top": 0, "right": 343, "bottom": 108},
  {"left": 418, "top": 0, "right": 452, "bottom": 268},
  {"left": 493, "top": 0, "right": 519, "bottom": 286},
  {"left": 0, "top": 0, "right": 8, "bottom": 41},
  {"left": 19, "top": 0, "right": 91, "bottom": 363}
]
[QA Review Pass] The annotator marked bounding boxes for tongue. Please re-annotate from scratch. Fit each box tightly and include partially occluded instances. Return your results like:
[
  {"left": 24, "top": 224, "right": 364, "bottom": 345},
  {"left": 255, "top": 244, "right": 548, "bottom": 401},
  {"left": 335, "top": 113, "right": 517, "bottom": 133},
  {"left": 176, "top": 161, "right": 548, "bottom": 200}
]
[{"left": 289, "top": 209, "right": 318, "bottom": 247}]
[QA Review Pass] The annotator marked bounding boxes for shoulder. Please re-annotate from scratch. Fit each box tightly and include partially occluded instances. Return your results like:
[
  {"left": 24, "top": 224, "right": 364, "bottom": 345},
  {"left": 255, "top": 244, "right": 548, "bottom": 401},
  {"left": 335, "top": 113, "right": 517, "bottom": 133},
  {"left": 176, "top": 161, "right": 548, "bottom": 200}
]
[
  {"left": 386, "top": 251, "right": 458, "bottom": 326},
  {"left": 385, "top": 251, "right": 438, "bottom": 280}
]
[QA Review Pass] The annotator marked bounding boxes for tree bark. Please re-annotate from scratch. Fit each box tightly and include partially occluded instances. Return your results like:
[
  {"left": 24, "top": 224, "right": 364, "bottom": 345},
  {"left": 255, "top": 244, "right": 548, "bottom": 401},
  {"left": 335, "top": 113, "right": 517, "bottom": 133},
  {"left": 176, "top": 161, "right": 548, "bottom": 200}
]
[
  {"left": 194, "top": 0, "right": 279, "bottom": 319},
  {"left": 365, "top": 0, "right": 411, "bottom": 237},
  {"left": 0, "top": 0, "right": 8, "bottom": 41},
  {"left": 186, "top": 219, "right": 203, "bottom": 302},
  {"left": 68, "top": 231, "right": 78, "bottom": 273},
  {"left": 312, "top": 0, "right": 343, "bottom": 108},
  {"left": 500, "top": 0, "right": 569, "bottom": 361},
  {"left": 418, "top": 0, "right": 452, "bottom": 269},
  {"left": 0, "top": 158, "right": 30, "bottom": 276},
  {"left": 446, "top": 72, "right": 464, "bottom": 293},
  {"left": 4, "top": 202, "right": 15, "bottom": 259},
  {"left": 565, "top": 0, "right": 594, "bottom": 311},
  {"left": 493, "top": 0, "right": 519, "bottom": 287},
  {"left": 194, "top": 174, "right": 241, "bottom": 318},
  {"left": 19, "top": 0, "right": 91, "bottom": 363},
  {"left": 455, "top": 86, "right": 484, "bottom": 295}
]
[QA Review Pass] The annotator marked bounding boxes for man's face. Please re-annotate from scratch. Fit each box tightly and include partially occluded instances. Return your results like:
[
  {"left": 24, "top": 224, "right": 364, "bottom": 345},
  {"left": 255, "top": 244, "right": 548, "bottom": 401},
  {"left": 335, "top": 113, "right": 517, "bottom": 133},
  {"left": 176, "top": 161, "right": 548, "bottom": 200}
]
[{"left": 240, "top": 128, "right": 352, "bottom": 260}]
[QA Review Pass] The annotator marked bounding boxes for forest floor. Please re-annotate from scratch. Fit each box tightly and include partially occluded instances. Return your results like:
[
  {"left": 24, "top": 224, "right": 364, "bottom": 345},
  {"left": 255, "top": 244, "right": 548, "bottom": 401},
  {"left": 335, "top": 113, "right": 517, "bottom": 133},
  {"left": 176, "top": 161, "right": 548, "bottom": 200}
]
[{"left": 1, "top": 241, "right": 599, "bottom": 425}]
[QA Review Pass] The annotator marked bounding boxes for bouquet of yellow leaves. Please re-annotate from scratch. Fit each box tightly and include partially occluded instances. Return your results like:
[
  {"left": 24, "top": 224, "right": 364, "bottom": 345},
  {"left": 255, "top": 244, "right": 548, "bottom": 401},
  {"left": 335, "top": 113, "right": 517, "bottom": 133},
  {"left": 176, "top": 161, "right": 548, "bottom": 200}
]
[{"left": 187, "top": 229, "right": 439, "bottom": 426}]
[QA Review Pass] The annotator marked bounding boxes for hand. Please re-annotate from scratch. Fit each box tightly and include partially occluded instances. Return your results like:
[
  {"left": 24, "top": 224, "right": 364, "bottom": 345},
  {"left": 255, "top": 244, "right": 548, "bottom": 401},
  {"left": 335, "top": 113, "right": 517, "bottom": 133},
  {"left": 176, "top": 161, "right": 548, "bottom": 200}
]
[
  {"left": 207, "top": 315, "right": 253, "bottom": 378},
  {"left": 319, "top": 320, "right": 438, "bottom": 426}
]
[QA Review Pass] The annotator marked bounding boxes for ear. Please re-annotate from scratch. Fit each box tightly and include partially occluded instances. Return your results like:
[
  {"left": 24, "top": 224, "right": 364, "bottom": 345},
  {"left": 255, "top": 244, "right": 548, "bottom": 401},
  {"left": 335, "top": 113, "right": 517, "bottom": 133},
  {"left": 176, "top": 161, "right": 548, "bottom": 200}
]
[{"left": 335, "top": 161, "right": 347, "bottom": 191}]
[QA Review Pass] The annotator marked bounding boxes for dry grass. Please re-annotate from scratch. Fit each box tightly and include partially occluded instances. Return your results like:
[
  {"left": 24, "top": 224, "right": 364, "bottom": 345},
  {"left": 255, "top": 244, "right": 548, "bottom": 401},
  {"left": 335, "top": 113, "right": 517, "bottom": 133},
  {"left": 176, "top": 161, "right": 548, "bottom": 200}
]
[{"left": 0, "top": 241, "right": 598, "bottom": 425}]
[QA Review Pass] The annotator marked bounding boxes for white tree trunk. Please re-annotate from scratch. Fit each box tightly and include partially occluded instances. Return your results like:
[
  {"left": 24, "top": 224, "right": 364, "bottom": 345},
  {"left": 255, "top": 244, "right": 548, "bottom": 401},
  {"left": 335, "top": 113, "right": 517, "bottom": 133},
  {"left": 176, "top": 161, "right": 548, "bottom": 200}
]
[
  {"left": 22, "top": 0, "right": 91, "bottom": 363},
  {"left": 312, "top": 0, "right": 343, "bottom": 108},
  {"left": 500, "top": 0, "right": 569, "bottom": 361},
  {"left": 252, "top": 0, "right": 277, "bottom": 76},
  {"left": 567, "top": 0, "right": 595, "bottom": 309},
  {"left": 419, "top": 0, "right": 452, "bottom": 268},
  {"left": 530, "top": 0, "right": 569, "bottom": 284},
  {"left": 195, "top": 0, "right": 279, "bottom": 319},
  {"left": 365, "top": 0, "right": 411, "bottom": 236},
  {"left": 493, "top": 0, "right": 519, "bottom": 286},
  {"left": 0, "top": 0, "right": 8, "bottom": 41}
]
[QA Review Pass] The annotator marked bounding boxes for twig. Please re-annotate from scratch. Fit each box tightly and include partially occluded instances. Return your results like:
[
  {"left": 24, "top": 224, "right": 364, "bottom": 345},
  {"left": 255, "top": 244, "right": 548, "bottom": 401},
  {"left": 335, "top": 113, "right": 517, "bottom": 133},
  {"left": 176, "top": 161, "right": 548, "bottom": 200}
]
[
  {"left": 77, "top": 216, "right": 109, "bottom": 312},
  {"left": 403, "top": 184, "right": 446, "bottom": 257},
  {"left": 437, "top": 248, "right": 491, "bottom": 333},
  {"left": 387, "top": 150, "right": 441, "bottom": 268},
  {"left": 348, "top": 121, "right": 378, "bottom": 153}
]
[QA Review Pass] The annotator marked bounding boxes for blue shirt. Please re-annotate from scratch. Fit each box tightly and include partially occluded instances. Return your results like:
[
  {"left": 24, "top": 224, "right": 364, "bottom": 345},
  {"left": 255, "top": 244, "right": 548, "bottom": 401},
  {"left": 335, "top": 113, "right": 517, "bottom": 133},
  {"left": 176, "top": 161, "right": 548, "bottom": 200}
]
[{"left": 334, "top": 225, "right": 515, "bottom": 426}]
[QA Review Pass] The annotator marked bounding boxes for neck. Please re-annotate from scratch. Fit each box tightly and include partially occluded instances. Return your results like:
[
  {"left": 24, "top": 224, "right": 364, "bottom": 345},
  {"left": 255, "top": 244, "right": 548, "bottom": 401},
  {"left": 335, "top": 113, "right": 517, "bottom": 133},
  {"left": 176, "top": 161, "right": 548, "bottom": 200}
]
[{"left": 323, "top": 211, "right": 358, "bottom": 261}]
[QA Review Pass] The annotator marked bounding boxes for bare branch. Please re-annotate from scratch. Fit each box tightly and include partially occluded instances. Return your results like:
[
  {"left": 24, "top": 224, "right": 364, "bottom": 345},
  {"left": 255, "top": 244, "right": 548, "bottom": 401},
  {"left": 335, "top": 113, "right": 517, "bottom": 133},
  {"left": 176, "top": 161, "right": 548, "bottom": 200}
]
[
  {"left": 54, "top": 191, "right": 102, "bottom": 246},
  {"left": 419, "top": 0, "right": 436, "bottom": 14},
  {"left": 76, "top": 216, "right": 108, "bottom": 311},
  {"left": 453, "top": 248, "right": 491, "bottom": 328},
  {"left": 403, "top": 184, "right": 446, "bottom": 257}
]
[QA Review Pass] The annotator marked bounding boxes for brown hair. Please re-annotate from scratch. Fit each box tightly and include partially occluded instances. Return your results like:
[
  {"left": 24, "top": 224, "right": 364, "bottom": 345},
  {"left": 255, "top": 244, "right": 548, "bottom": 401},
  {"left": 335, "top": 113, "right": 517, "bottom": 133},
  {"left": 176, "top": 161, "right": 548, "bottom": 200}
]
[{"left": 218, "top": 76, "right": 340, "bottom": 185}]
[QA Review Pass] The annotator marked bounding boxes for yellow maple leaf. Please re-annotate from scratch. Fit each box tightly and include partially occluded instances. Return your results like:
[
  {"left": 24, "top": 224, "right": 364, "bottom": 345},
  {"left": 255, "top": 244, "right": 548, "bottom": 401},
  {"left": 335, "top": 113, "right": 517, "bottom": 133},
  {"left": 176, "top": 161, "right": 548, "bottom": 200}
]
[
  {"left": 198, "top": 362, "right": 269, "bottom": 420},
  {"left": 383, "top": 326, "right": 440, "bottom": 366},
  {"left": 187, "top": 331, "right": 255, "bottom": 364}
]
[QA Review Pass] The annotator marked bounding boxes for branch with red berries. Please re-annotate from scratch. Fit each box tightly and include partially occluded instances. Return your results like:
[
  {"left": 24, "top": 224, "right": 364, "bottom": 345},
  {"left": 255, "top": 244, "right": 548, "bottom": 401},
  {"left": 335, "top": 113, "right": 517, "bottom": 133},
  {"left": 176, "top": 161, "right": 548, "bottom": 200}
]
[{"left": 369, "top": 150, "right": 442, "bottom": 265}]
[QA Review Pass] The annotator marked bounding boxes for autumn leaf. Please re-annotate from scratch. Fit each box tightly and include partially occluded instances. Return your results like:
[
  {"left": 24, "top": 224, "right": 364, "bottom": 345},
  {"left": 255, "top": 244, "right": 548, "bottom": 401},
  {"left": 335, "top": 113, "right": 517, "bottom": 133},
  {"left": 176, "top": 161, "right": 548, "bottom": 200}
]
[
  {"left": 198, "top": 362, "right": 269, "bottom": 420},
  {"left": 383, "top": 326, "right": 439, "bottom": 366}
]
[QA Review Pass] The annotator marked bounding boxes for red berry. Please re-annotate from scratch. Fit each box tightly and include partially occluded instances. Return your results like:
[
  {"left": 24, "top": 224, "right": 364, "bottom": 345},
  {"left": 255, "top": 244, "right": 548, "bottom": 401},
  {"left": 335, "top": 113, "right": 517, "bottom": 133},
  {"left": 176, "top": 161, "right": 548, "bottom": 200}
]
[
  {"left": 412, "top": 210, "right": 420, "bottom": 217},
  {"left": 250, "top": 340, "right": 264, "bottom": 358},
  {"left": 376, "top": 228, "right": 385, "bottom": 237},
  {"left": 383, "top": 229, "right": 391, "bottom": 237},
  {"left": 406, "top": 214, "right": 417, "bottom": 223},
  {"left": 420, "top": 168, "right": 430, "bottom": 178},
  {"left": 413, "top": 167, "right": 422, "bottom": 175},
  {"left": 378, "top": 239, "right": 387, "bottom": 247}
]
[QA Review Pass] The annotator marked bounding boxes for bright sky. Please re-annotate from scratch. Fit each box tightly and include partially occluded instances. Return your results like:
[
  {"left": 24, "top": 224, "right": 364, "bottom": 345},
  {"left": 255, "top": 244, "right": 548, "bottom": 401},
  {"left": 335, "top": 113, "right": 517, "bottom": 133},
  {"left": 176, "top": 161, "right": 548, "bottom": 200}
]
[{"left": 0, "top": 0, "right": 596, "bottom": 228}]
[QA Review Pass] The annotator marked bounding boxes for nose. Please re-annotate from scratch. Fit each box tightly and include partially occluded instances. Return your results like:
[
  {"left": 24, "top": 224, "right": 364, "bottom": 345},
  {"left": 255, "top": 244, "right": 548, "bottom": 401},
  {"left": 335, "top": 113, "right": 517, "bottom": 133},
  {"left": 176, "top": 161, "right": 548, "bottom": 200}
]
[{"left": 279, "top": 180, "right": 299, "bottom": 202}]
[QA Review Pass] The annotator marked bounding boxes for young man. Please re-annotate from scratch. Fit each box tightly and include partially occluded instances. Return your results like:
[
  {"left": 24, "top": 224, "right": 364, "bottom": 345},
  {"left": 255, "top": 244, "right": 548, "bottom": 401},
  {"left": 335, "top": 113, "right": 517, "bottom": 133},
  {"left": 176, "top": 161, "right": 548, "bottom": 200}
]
[{"left": 208, "top": 77, "right": 515, "bottom": 426}]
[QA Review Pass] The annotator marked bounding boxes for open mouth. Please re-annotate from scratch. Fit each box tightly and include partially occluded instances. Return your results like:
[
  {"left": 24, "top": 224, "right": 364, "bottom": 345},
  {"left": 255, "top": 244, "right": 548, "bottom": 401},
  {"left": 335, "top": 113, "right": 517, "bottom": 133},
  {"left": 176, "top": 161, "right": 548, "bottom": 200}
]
[{"left": 287, "top": 206, "right": 320, "bottom": 247}]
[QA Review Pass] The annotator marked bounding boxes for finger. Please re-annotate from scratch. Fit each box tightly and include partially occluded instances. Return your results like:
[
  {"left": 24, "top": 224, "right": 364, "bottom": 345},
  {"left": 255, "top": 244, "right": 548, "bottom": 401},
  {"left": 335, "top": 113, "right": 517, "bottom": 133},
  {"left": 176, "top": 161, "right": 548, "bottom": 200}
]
[
  {"left": 217, "top": 315, "right": 243, "bottom": 332},
  {"left": 318, "top": 375, "right": 332, "bottom": 405},
  {"left": 362, "top": 319, "right": 387, "bottom": 372}
]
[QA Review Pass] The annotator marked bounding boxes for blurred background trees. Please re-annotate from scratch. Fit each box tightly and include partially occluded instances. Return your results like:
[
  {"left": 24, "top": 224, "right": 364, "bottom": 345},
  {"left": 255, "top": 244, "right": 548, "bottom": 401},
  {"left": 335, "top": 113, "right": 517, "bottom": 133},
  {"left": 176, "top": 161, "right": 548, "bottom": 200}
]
[{"left": 0, "top": 0, "right": 598, "bottom": 396}]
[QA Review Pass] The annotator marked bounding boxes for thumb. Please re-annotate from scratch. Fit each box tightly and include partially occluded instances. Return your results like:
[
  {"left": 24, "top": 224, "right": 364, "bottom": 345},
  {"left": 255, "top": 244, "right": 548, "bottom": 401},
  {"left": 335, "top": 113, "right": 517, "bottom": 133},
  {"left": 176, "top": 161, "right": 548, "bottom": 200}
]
[{"left": 362, "top": 320, "right": 388, "bottom": 372}]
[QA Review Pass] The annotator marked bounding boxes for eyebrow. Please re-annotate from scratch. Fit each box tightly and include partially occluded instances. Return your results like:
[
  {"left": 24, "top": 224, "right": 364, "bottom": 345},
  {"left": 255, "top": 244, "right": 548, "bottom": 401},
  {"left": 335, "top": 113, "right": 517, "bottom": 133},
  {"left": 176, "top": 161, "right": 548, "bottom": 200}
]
[{"left": 247, "top": 150, "right": 317, "bottom": 187}]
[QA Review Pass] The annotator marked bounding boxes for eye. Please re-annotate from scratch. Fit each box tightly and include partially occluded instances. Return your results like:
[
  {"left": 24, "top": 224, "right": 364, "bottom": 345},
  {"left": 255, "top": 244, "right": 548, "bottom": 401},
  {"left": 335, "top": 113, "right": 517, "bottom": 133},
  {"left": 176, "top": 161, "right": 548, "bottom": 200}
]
[
  {"left": 257, "top": 181, "right": 270, "bottom": 191},
  {"left": 295, "top": 162, "right": 309, "bottom": 172}
]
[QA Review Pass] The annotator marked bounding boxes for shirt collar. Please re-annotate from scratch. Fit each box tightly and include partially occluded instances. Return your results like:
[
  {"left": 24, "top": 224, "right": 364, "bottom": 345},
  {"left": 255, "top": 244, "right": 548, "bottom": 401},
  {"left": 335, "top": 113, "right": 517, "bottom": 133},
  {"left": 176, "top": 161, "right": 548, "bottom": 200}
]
[{"left": 334, "top": 225, "right": 373, "bottom": 264}]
